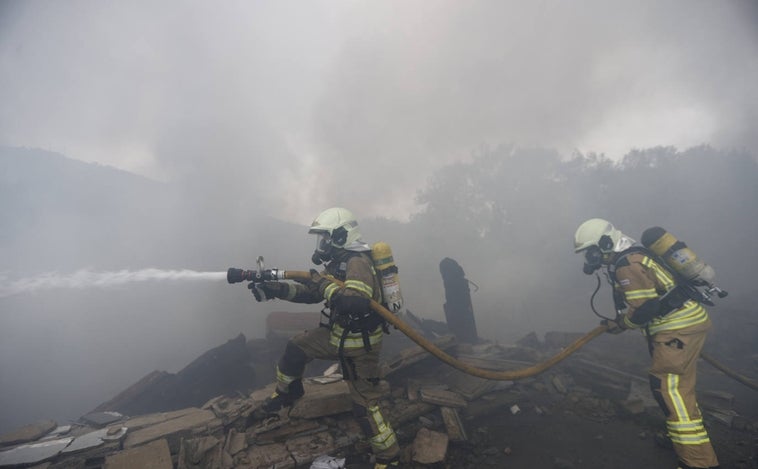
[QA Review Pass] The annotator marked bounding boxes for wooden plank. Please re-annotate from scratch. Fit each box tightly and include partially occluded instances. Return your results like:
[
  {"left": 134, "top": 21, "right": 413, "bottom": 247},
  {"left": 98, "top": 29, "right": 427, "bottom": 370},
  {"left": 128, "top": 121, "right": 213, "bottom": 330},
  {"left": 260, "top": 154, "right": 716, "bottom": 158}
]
[
  {"left": 382, "top": 336, "right": 457, "bottom": 376},
  {"left": 455, "top": 354, "right": 534, "bottom": 371},
  {"left": 254, "top": 420, "right": 324, "bottom": 444},
  {"left": 440, "top": 407, "right": 467, "bottom": 443},
  {"left": 418, "top": 388, "right": 467, "bottom": 408},
  {"left": 385, "top": 399, "right": 437, "bottom": 428},
  {"left": 444, "top": 369, "right": 497, "bottom": 401}
]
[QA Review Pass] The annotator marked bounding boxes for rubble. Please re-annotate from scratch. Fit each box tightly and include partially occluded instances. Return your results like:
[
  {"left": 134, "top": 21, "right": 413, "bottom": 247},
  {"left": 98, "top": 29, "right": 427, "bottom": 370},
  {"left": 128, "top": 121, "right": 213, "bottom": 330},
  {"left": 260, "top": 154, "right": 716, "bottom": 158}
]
[
  {"left": 81, "top": 411, "right": 126, "bottom": 427},
  {"left": 94, "top": 334, "right": 257, "bottom": 417},
  {"left": 410, "top": 428, "right": 448, "bottom": 464},
  {"left": 0, "top": 436, "right": 74, "bottom": 467},
  {"left": 0, "top": 420, "right": 57, "bottom": 447},
  {"left": 105, "top": 438, "right": 172, "bottom": 469},
  {"left": 1, "top": 314, "right": 757, "bottom": 468}
]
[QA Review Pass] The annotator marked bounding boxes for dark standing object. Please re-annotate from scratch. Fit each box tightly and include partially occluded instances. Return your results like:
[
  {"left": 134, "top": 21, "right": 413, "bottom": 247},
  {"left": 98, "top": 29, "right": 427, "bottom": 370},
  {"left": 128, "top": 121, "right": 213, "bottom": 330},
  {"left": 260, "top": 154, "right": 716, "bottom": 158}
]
[
  {"left": 439, "top": 258, "right": 479, "bottom": 343},
  {"left": 92, "top": 334, "right": 256, "bottom": 416}
]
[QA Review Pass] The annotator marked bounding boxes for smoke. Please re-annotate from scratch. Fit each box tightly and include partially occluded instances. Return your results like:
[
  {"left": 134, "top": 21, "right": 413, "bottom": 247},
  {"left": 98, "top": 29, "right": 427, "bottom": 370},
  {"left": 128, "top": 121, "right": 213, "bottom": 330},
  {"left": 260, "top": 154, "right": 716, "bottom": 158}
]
[
  {"left": 1, "top": 1, "right": 757, "bottom": 222},
  {"left": 1, "top": 0, "right": 757, "bottom": 436},
  {"left": 0, "top": 269, "right": 227, "bottom": 299}
]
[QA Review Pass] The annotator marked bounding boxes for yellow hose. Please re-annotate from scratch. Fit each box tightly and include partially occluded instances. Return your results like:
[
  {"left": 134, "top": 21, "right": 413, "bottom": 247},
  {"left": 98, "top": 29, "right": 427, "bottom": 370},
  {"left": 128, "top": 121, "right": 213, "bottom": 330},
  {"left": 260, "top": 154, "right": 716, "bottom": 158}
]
[
  {"left": 700, "top": 351, "right": 758, "bottom": 392},
  {"left": 284, "top": 271, "right": 607, "bottom": 381}
]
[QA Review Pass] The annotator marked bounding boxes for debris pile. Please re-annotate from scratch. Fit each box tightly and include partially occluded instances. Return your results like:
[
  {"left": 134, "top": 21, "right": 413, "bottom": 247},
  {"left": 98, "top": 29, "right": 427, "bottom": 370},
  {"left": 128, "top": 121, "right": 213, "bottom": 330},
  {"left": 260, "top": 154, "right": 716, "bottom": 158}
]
[{"left": 2, "top": 323, "right": 757, "bottom": 468}]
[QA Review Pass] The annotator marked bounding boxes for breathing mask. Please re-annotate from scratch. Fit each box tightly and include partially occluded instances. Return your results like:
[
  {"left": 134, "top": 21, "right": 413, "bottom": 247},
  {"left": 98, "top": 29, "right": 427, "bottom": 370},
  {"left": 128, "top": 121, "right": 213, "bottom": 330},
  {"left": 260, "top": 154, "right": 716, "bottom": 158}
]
[
  {"left": 582, "top": 234, "right": 614, "bottom": 275},
  {"left": 311, "top": 232, "right": 333, "bottom": 265}
]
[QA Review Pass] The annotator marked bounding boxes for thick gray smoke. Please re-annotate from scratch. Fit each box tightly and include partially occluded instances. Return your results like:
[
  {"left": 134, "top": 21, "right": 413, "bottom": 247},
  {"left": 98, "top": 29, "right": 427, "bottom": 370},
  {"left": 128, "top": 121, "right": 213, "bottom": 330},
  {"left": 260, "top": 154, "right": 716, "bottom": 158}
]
[
  {"left": 1, "top": 1, "right": 757, "bottom": 221},
  {"left": 1, "top": 0, "right": 757, "bottom": 439}
]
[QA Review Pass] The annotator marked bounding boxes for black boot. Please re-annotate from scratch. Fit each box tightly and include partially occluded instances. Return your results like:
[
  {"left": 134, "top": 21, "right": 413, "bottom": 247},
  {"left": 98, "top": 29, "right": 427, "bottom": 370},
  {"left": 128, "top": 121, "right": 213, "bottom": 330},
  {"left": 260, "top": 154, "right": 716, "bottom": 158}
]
[{"left": 260, "top": 379, "right": 305, "bottom": 414}]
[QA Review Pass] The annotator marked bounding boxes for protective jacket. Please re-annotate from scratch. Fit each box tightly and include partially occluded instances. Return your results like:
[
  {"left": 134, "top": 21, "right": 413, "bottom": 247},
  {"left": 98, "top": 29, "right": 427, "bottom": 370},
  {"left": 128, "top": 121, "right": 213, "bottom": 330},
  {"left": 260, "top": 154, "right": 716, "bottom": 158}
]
[
  {"left": 611, "top": 249, "right": 719, "bottom": 468},
  {"left": 277, "top": 249, "right": 385, "bottom": 350},
  {"left": 612, "top": 250, "right": 710, "bottom": 335}
]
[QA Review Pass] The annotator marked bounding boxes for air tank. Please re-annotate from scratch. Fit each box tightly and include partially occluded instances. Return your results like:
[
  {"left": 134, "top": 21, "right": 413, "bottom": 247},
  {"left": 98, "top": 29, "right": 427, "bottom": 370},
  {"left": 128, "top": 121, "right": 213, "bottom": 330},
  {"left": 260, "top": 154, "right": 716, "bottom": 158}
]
[
  {"left": 371, "top": 241, "right": 404, "bottom": 312},
  {"left": 641, "top": 226, "right": 715, "bottom": 284}
]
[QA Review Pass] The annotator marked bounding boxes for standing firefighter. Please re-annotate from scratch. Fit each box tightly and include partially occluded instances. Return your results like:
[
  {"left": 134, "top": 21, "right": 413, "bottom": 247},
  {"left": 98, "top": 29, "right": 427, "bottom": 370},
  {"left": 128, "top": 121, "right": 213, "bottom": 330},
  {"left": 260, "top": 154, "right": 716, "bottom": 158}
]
[
  {"left": 573, "top": 218, "right": 719, "bottom": 469},
  {"left": 249, "top": 207, "right": 399, "bottom": 468}
]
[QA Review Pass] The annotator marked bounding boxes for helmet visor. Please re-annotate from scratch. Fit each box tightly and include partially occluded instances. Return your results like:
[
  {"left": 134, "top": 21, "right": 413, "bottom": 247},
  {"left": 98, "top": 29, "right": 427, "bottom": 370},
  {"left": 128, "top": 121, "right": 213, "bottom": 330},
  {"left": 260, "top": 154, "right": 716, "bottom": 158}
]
[{"left": 313, "top": 231, "right": 332, "bottom": 253}]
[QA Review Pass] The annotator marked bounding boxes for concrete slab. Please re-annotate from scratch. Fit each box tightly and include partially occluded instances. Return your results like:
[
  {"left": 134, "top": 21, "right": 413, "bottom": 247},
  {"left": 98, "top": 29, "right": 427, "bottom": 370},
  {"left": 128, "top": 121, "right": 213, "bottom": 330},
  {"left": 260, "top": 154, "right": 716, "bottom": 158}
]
[
  {"left": 289, "top": 381, "right": 352, "bottom": 419},
  {"left": 123, "top": 408, "right": 218, "bottom": 449},
  {"left": 104, "top": 438, "right": 172, "bottom": 469},
  {"left": 0, "top": 437, "right": 73, "bottom": 466},
  {"left": 124, "top": 408, "right": 199, "bottom": 430},
  {"left": 80, "top": 411, "right": 125, "bottom": 427},
  {"left": 0, "top": 420, "right": 57, "bottom": 446}
]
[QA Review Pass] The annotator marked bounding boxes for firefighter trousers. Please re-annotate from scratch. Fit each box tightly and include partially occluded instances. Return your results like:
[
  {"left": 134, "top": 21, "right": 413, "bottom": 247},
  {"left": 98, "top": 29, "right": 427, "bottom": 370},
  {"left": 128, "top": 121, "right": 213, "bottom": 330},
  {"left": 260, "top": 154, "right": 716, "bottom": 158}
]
[
  {"left": 649, "top": 321, "right": 718, "bottom": 468},
  {"left": 276, "top": 326, "right": 400, "bottom": 461}
]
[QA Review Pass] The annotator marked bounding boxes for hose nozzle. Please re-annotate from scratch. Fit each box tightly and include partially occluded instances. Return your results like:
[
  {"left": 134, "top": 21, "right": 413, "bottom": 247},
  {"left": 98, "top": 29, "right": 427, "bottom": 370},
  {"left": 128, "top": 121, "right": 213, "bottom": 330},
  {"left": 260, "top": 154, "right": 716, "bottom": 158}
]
[{"left": 227, "top": 268, "right": 256, "bottom": 284}]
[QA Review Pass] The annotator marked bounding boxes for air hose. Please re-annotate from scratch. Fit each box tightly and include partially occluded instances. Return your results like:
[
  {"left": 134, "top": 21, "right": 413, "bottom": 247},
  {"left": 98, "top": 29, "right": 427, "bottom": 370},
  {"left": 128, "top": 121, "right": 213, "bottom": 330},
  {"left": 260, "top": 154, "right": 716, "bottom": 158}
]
[{"left": 283, "top": 270, "right": 607, "bottom": 381}]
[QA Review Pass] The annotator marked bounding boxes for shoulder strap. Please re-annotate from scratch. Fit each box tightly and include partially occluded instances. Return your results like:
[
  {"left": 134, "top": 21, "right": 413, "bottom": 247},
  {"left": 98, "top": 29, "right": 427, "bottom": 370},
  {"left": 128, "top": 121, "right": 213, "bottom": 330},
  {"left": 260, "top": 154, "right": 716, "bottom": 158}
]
[
  {"left": 608, "top": 246, "right": 651, "bottom": 284},
  {"left": 610, "top": 245, "right": 708, "bottom": 306}
]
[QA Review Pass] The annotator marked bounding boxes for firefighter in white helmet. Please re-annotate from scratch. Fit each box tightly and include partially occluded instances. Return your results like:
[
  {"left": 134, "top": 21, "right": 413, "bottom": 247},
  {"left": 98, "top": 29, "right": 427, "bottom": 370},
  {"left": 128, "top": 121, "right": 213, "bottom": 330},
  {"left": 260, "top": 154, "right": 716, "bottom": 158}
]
[
  {"left": 574, "top": 218, "right": 719, "bottom": 469},
  {"left": 250, "top": 207, "right": 400, "bottom": 468}
]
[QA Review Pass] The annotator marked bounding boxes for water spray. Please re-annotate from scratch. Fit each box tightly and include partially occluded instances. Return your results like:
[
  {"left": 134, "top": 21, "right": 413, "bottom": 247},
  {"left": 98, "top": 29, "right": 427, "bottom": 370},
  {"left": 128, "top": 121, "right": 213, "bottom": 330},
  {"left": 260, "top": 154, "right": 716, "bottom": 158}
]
[{"left": 0, "top": 268, "right": 228, "bottom": 299}]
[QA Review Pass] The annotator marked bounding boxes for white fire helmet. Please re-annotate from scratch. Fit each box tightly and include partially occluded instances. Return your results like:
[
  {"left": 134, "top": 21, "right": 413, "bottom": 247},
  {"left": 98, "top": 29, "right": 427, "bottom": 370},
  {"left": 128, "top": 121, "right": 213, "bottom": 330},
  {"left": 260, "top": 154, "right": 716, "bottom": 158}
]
[
  {"left": 574, "top": 218, "right": 635, "bottom": 253},
  {"left": 308, "top": 207, "right": 369, "bottom": 252}
]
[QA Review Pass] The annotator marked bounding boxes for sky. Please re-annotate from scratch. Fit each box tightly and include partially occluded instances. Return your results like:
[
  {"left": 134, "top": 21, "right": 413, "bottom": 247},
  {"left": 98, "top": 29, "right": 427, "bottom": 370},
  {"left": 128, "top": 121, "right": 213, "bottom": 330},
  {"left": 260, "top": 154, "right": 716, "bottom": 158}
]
[{"left": 1, "top": 0, "right": 757, "bottom": 223}]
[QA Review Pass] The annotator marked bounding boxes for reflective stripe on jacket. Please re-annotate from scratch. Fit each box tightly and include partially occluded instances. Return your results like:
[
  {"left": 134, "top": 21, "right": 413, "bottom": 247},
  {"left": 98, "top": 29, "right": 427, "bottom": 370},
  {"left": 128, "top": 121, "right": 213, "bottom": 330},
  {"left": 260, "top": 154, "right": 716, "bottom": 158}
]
[{"left": 616, "top": 252, "right": 709, "bottom": 335}]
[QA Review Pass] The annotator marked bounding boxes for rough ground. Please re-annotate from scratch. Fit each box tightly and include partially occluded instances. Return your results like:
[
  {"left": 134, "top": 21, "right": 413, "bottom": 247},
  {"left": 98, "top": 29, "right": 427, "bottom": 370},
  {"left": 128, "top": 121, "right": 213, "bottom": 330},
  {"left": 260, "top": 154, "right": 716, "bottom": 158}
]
[
  {"left": 442, "top": 374, "right": 758, "bottom": 469},
  {"left": 1, "top": 308, "right": 755, "bottom": 468},
  {"left": 410, "top": 333, "right": 758, "bottom": 469}
]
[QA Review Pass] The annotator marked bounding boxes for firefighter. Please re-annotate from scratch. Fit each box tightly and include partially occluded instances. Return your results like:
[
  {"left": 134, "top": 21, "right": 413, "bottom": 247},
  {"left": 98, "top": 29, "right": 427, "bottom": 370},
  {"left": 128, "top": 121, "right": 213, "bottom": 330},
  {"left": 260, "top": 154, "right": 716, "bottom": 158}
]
[
  {"left": 574, "top": 218, "right": 719, "bottom": 469},
  {"left": 250, "top": 207, "right": 400, "bottom": 468}
]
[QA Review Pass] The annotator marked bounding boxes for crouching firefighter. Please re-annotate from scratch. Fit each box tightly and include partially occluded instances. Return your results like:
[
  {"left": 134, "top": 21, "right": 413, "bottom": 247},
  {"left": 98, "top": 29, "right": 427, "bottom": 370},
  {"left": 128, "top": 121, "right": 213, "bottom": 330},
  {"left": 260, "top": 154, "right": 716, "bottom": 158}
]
[
  {"left": 574, "top": 218, "right": 720, "bottom": 469},
  {"left": 248, "top": 207, "right": 400, "bottom": 468}
]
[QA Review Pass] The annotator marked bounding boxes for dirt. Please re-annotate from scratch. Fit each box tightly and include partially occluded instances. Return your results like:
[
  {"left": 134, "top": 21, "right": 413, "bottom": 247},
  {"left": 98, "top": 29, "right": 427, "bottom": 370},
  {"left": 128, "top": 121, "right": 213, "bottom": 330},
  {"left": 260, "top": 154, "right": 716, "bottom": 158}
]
[
  {"left": 383, "top": 326, "right": 758, "bottom": 469},
  {"left": 437, "top": 372, "right": 758, "bottom": 469},
  {"left": 450, "top": 402, "right": 757, "bottom": 469}
]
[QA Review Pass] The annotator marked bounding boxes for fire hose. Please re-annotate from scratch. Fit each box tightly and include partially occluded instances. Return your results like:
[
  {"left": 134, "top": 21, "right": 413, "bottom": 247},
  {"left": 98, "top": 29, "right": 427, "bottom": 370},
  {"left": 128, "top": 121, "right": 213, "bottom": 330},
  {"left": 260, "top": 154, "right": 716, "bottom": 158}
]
[
  {"left": 230, "top": 266, "right": 607, "bottom": 381},
  {"left": 229, "top": 267, "right": 758, "bottom": 389}
]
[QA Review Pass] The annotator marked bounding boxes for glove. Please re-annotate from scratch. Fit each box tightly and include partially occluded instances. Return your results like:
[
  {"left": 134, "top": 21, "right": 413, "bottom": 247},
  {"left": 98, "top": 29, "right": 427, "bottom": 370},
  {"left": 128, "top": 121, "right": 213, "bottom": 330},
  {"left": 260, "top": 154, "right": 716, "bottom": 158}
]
[
  {"left": 309, "top": 269, "right": 331, "bottom": 289},
  {"left": 601, "top": 316, "right": 627, "bottom": 335},
  {"left": 248, "top": 282, "right": 285, "bottom": 302}
]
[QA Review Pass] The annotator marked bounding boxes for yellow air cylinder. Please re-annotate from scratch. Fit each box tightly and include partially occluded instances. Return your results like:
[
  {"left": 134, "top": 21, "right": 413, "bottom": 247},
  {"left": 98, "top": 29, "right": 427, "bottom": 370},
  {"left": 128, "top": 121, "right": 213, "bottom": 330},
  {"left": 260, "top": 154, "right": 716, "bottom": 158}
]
[
  {"left": 371, "top": 241, "right": 404, "bottom": 312},
  {"left": 641, "top": 226, "right": 715, "bottom": 283}
]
